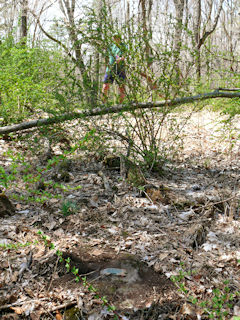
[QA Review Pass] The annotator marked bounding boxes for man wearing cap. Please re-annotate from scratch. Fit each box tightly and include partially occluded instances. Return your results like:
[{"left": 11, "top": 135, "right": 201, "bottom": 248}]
[{"left": 102, "top": 33, "right": 127, "bottom": 103}]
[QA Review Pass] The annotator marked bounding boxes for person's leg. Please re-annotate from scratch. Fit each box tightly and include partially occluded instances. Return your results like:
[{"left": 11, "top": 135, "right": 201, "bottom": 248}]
[
  {"left": 102, "top": 72, "right": 113, "bottom": 102},
  {"left": 119, "top": 85, "right": 125, "bottom": 103},
  {"left": 117, "top": 68, "right": 126, "bottom": 103},
  {"left": 102, "top": 83, "right": 110, "bottom": 102}
]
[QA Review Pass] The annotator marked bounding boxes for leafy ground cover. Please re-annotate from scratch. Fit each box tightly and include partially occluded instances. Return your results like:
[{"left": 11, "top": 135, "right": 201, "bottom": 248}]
[{"left": 0, "top": 110, "right": 239, "bottom": 320}]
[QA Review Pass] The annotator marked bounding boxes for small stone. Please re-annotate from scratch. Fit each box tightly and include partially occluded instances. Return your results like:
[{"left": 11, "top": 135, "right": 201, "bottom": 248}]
[
  {"left": 100, "top": 268, "right": 127, "bottom": 277},
  {"left": 191, "top": 184, "right": 201, "bottom": 191}
]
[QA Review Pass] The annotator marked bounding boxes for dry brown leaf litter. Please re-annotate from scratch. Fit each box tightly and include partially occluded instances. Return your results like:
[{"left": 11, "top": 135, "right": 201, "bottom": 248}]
[{"left": 0, "top": 111, "right": 239, "bottom": 320}]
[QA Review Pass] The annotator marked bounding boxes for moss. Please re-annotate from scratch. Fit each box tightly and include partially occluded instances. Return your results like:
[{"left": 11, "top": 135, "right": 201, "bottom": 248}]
[{"left": 63, "top": 307, "right": 81, "bottom": 320}]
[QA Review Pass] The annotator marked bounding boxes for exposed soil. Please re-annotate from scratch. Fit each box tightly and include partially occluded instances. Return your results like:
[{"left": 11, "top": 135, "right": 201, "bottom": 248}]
[{"left": 0, "top": 111, "right": 239, "bottom": 320}]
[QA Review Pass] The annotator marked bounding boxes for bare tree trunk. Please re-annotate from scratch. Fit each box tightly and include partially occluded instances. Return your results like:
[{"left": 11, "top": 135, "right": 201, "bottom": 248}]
[
  {"left": 125, "top": 0, "right": 131, "bottom": 39},
  {"left": 193, "top": 0, "right": 224, "bottom": 81},
  {"left": 173, "top": 0, "right": 185, "bottom": 80},
  {"left": 221, "top": 0, "right": 238, "bottom": 72},
  {"left": 139, "top": 0, "right": 153, "bottom": 58},
  {"left": 173, "top": 0, "right": 185, "bottom": 51},
  {"left": 93, "top": 0, "right": 104, "bottom": 100},
  {"left": 193, "top": 0, "right": 201, "bottom": 79},
  {"left": 20, "top": 0, "right": 28, "bottom": 44},
  {"left": 0, "top": 0, "right": 18, "bottom": 38},
  {"left": 58, "top": 0, "right": 94, "bottom": 103}
]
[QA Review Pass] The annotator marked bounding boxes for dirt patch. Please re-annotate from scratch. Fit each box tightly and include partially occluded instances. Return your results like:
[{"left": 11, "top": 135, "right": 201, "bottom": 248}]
[{"left": 45, "top": 248, "right": 175, "bottom": 312}]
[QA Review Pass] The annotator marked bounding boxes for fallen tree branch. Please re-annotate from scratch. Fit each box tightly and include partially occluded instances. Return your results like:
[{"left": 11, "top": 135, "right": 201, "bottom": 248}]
[
  {"left": 0, "top": 298, "right": 48, "bottom": 311},
  {"left": 0, "top": 90, "right": 239, "bottom": 135},
  {"left": 49, "top": 301, "right": 76, "bottom": 312},
  {"left": 217, "top": 87, "right": 240, "bottom": 92}
]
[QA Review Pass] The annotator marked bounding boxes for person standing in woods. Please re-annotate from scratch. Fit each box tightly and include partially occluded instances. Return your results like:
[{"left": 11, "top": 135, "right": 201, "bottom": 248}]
[{"left": 102, "top": 33, "right": 127, "bottom": 103}]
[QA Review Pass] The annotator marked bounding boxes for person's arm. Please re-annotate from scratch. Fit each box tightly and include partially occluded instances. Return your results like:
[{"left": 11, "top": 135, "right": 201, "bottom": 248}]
[
  {"left": 115, "top": 44, "right": 126, "bottom": 63},
  {"left": 116, "top": 55, "right": 124, "bottom": 63},
  {"left": 106, "top": 56, "right": 109, "bottom": 66}
]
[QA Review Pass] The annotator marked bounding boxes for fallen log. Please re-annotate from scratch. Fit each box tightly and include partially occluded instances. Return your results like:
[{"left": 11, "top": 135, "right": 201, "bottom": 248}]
[
  {"left": 0, "top": 90, "right": 239, "bottom": 135},
  {"left": 217, "top": 87, "right": 240, "bottom": 92}
]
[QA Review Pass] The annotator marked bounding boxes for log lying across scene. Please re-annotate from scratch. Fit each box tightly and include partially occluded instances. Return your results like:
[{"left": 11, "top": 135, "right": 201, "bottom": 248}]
[{"left": 0, "top": 90, "right": 239, "bottom": 135}]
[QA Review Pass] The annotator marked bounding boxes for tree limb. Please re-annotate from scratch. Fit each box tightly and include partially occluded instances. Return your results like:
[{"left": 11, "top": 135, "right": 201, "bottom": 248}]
[
  {"left": 217, "top": 88, "right": 240, "bottom": 92},
  {"left": 198, "top": 0, "right": 224, "bottom": 49},
  {"left": 29, "top": 8, "right": 77, "bottom": 64},
  {"left": 0, "top": 91, "right": 239, "bottom": 135}
]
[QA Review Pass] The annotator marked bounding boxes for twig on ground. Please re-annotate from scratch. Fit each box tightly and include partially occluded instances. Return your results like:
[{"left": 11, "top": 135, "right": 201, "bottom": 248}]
[
  {"left": 200, "top": 194, "right": 238, "bottom": 209},
  {"left": 18, "top": 250, "right": 33, "bottom": 281},
  {"left": 49, "top": 301, "right": 76, "bottom": 312},
  {"left": 8, "top": 257, "right": 13, "bottom": 279},
  {"left": 159, "top": 218, "right": 213, "bottom": 229},
  {"left": 47, "top": 255, "right": 60, "bottom": 292},
  {"left": 0, "top": 298, "right": 48, "bottom": 311},
  {"left": 98, "top": 170, "right": 112, "bottom": 192}
]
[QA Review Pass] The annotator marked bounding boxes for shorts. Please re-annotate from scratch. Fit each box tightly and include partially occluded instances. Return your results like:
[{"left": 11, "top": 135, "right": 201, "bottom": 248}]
[{"left": 103, "top": 65, "right": 126, "bottom": 84}]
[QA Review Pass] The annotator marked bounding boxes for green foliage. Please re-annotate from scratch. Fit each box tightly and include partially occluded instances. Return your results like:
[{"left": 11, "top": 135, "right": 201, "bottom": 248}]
[
  {"left": 73, "top": 5, "right": 197, "bottom": 166},
  {"left": 171, "top": 264, "right": 240, "bottom": 319},
  {"left": 0, "top": 149, "right": 81, "bottom": 204},
  {"left": 223, "top": 97, "right": 240, "bottom": 118},
  {"left": 0, "top": 37, "right": 73, "bottom": 124},
  {"left": 61, "top": 200, "right": 78, "bottom": 216},
  {"left": 0, "top": 240, "right": 37, "bottom": 250},
  {"left": 0, "top": 166, "right": 15, "bottom": 190},
  {"left": 211, "top": 97, "right": 240, "bottom": 118},
  {"left": 75, "top": 128, "right": 111, "bottom": 157},
  {"left": 210, "top": 73, "right": 240, "bottom": 118}
]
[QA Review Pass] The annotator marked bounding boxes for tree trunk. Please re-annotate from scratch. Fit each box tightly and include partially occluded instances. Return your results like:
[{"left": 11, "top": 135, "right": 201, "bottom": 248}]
[
  {"left": 193, "top": 0, "right": 224, "bottom": 81},
  {"left": 20, "top": 0, "right": 28, "bottom": 44},
  {"left": 93, "top": 0, "right": 103, "bottom": 100},
  {"left": 173, "top": 0, "right": 185, "bottom": 81},
  {"left": 193, "top": 0, "right": 201, "bottom": 80},
  {"left": 139, "top": 0, "right": 153, "bottom": 58},
  {"left": 58, "top": 0, "right": 92, "bottom": 92}
]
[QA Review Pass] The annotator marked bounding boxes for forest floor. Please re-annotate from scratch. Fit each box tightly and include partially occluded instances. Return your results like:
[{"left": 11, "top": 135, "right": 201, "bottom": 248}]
[{"left": 0, "top": 110, "right": 240, "bottom": 320}]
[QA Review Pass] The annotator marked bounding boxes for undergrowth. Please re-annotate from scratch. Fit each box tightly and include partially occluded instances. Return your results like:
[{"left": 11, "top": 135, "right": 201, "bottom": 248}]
[{"left": 171, "top": 263, "right": 240, "bottom": 319}]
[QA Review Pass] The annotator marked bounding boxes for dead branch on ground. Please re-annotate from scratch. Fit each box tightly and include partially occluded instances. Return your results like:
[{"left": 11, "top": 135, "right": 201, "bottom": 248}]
[{"left": 0, "top": 90, "right": 239, "bottom": 135}]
